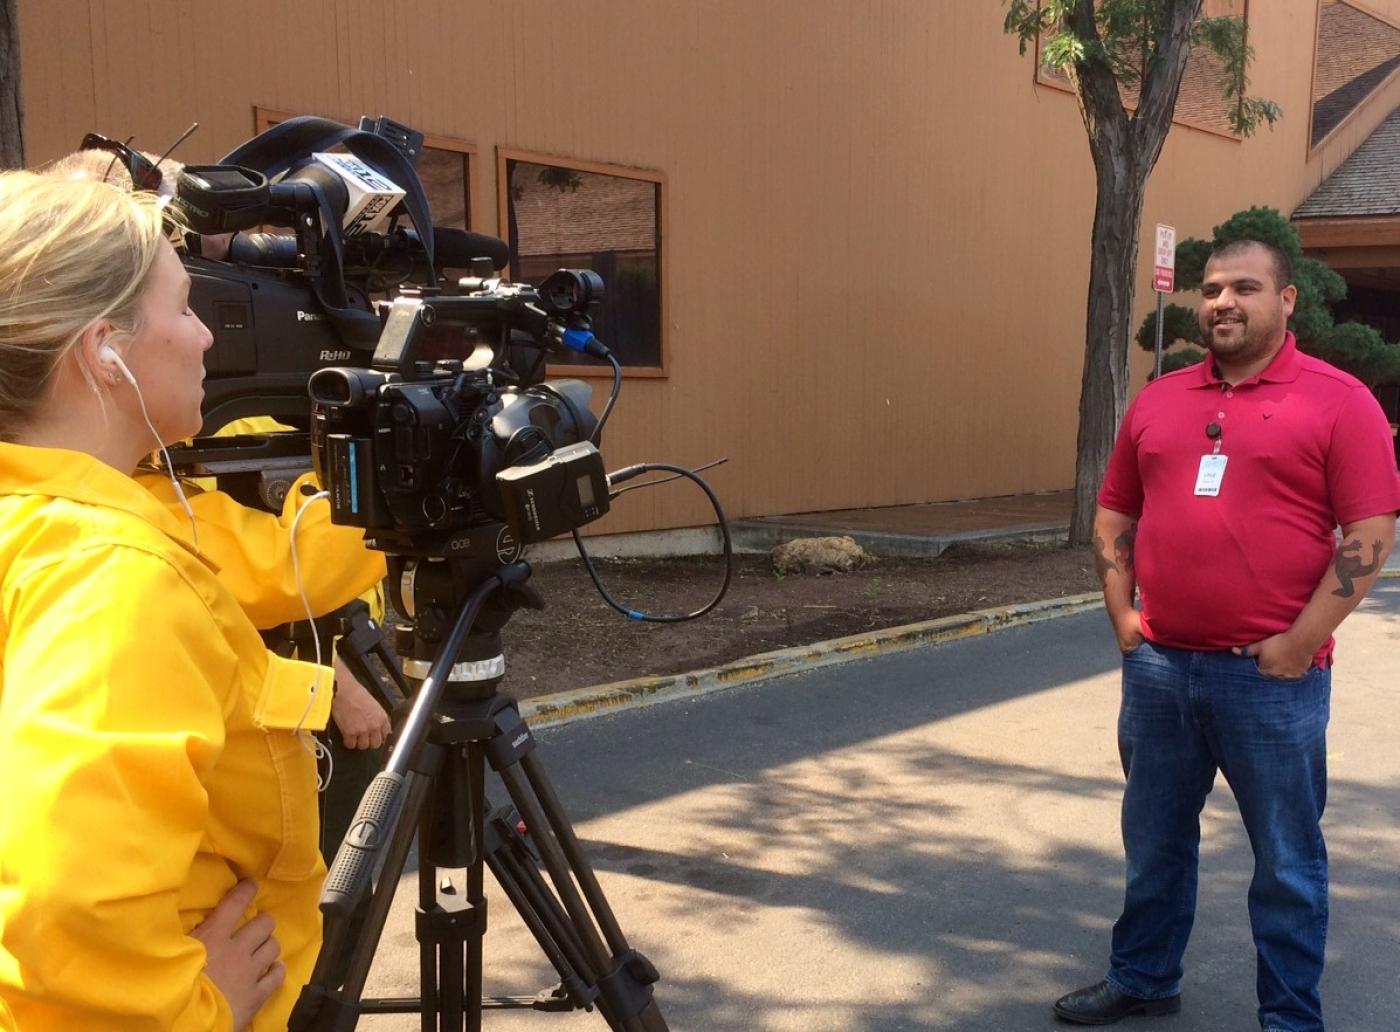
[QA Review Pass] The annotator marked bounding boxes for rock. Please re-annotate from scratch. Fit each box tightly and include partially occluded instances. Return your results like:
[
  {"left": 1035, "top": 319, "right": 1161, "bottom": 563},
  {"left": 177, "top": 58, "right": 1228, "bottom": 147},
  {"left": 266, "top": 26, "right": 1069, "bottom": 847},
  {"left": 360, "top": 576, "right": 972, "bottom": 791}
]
[{"left": 771, "top": 536, "right": 869, "bottom": 575}]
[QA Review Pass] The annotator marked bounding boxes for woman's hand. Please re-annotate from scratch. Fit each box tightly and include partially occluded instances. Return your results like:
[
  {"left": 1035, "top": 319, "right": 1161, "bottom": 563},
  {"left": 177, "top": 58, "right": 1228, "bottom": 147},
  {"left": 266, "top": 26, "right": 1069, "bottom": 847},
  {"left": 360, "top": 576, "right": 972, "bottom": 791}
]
[
  {"left": 330, "top": 656, "right": 391, "bottom": 750},
  {"left": 191, "top": 879, "right": 284, "bottom": 1031}
]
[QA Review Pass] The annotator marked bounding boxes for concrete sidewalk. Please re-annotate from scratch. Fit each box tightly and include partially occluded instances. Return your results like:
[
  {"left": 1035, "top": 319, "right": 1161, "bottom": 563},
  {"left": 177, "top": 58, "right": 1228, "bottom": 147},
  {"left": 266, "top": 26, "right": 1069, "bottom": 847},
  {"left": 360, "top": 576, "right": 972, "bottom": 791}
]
[
  {"left": 530, "top": 489, "right": 1078, "bottom": 562},
  {"left": 732, "top": 490, "right": 1075, "bottom": 558}
]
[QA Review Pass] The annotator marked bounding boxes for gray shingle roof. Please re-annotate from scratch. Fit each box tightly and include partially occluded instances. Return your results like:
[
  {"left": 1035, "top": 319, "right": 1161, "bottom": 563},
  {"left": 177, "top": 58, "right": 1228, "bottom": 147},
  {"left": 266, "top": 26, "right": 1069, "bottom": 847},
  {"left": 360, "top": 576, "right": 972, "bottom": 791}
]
[
  {"left": 1294, "top": 104, "right": 1400, "bottom": 218},
  {"left": 1311, "top": 0, "right": 1400, "bottom": 146}
]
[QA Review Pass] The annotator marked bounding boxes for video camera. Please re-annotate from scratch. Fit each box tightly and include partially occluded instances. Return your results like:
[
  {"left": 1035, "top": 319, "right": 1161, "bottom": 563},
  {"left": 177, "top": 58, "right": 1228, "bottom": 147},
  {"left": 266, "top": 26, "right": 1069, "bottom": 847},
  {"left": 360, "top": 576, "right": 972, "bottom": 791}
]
[
  {"left": 309, "top": 277, "right": 612, "bottom": 554},
  {"left": 168, "top": 116, "right": 613, "bottom": 550}
]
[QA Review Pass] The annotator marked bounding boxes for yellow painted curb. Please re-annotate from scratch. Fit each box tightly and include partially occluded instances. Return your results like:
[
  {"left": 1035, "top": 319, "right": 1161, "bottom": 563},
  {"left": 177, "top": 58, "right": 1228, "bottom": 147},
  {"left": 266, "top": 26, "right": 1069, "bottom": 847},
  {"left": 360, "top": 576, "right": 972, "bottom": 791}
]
[
  {"left": 521, "top": 592, "right": 1103, "bottom": 728},
  {"left": 520, "top": 570, "right": 1400, "bottom": 728}
]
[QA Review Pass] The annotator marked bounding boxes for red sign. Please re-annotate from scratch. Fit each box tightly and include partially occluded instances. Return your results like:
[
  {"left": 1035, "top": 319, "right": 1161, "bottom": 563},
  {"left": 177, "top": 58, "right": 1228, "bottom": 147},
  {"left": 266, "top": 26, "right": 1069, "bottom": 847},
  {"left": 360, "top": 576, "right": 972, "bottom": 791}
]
[{"left": 1153, "top": 223, "right": 1176, "bottom": 293}]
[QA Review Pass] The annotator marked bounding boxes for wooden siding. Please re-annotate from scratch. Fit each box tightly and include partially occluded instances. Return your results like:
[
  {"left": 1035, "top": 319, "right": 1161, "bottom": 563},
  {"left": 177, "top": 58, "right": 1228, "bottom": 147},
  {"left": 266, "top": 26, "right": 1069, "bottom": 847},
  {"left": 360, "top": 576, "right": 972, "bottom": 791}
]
[{"left": 17, "top": 0, "right": 1397, "bottom": 534}]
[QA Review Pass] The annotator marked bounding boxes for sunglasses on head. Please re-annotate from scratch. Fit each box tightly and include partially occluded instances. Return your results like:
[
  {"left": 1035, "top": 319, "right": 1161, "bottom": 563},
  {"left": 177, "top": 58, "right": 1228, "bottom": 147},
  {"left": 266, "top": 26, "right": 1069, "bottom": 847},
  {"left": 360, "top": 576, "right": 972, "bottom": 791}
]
[{"left": 79, "top": 132, "right": 165, "bottom": 192}]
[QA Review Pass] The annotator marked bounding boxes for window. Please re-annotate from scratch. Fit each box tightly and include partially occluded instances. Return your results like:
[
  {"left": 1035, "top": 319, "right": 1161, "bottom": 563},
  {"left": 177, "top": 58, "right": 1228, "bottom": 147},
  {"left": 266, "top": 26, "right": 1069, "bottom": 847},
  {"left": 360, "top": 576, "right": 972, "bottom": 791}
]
[
  {"left": 1310, "top": 1, "right": 1400, "bottom": 149},
  {"left": 498, "top": 150, "right": 666, "bottom": 373},
  {"left": 1035, "top": 0, "right": 1252, "bottom": 139},
  {"left": 253, "top": 109, "right": 476, "bottom": 233}
]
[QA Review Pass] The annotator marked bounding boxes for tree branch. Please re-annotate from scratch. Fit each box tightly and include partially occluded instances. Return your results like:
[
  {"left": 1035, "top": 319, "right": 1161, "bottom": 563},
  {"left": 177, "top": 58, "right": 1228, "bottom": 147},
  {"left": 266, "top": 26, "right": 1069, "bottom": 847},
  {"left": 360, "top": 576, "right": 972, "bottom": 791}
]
[
  {"left": 1133, "top": 0, "right": 1204, "bottom": 164},
  {"left": 1062, "top": 0, "right": 1132, "bottom": 167}
]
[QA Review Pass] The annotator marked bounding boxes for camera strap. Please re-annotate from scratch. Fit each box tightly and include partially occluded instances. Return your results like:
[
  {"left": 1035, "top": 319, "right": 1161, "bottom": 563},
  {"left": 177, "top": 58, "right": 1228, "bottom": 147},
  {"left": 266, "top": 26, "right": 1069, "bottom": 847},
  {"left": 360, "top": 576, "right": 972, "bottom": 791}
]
[
  {"left": 222, "top": 116, "right": 439, "bottom": 349},
  {"left": 221, "top": 116, "right": 436, "bottom": 270}
]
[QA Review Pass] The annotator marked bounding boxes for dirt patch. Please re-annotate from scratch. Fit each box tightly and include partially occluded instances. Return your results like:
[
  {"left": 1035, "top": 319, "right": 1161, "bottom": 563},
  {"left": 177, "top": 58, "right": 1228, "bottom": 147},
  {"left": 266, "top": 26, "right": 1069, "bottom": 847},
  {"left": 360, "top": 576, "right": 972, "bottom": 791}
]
[{"left": 492, "top": 541, "right": 1100, "bottom": 700}]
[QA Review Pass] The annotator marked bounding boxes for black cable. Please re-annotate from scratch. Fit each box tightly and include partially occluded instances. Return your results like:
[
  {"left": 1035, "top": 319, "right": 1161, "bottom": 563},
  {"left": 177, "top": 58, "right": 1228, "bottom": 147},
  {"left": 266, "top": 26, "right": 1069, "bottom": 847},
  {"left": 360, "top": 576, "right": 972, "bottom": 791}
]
[
  {"left": 608, "top": 458, "right": 728, "bottom": 499},
  {"left": 571, "top": 462, "right": 733, "bottom": 623},
  {"left": 592, "top": 353, "right": 623, "bottom": 442}
]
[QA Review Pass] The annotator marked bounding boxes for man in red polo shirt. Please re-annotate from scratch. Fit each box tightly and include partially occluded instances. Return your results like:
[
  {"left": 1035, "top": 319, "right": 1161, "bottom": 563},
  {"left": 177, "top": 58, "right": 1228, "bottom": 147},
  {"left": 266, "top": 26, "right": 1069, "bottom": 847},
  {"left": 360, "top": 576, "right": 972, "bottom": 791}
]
[{"left": 1053, "top": 239, "right": 1400, "bottom": 1031}]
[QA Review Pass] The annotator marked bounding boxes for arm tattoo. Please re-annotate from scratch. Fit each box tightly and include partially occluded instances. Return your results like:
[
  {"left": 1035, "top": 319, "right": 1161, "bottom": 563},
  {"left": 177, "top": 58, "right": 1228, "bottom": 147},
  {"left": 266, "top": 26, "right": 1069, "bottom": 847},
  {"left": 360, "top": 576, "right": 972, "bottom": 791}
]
[
  {"left": 1092, "top": 524, "right": 1137, "bottom": 584},
  {"left": 1331, "top": 538, "right": 1383, "bottom": 599},
  {"left": 1114, "top": 527, "right": 1136, "bottom": 573}
]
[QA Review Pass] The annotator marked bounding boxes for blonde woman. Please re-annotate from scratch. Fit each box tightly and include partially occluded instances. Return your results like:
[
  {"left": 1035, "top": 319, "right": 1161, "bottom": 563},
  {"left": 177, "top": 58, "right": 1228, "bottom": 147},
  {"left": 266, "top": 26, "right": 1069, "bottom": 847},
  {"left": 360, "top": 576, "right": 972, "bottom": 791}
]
[{"left": 0, "top": 172, "right": 332, "bottom": 1029}]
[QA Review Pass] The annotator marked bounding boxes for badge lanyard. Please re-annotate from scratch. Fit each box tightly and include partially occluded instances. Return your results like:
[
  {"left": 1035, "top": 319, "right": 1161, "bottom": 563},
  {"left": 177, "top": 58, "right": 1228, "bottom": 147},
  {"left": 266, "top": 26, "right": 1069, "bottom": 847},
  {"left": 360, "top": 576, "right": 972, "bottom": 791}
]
[{"left": 1195, "top": 421, "right": 1226, "bottom": 497}]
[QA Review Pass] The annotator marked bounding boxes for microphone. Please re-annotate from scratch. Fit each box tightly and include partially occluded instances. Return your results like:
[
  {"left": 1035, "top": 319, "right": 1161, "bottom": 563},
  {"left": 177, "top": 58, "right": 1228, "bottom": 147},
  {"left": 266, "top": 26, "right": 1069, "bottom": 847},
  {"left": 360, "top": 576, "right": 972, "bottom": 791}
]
[
  {"left": 227, "top": 226, "right": 510, "bottom": 273},
  {"left": 402, "top": 227, "right": 510, "bottom": 271},
  {"left": 228, "top": 232, "right": 300, "bottom": 267}
]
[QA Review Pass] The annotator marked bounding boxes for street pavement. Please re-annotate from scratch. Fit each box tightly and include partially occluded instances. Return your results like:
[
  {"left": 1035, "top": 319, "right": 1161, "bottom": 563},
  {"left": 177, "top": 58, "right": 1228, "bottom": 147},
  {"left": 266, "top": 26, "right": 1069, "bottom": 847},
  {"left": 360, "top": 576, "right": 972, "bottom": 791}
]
[{"left": 354, "top": 583, "right": 1400, "bottom": 1030}]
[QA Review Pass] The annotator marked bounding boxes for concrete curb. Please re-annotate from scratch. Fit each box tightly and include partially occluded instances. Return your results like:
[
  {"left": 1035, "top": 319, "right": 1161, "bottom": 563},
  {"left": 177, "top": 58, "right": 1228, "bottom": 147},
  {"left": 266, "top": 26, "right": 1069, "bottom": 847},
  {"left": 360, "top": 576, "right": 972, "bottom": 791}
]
[
  {"left": 521, "top": 592, "right": 1104, "bottom": 729},
  {"left": 521, "top": 567, "right": 1400, "bottom": 729}
]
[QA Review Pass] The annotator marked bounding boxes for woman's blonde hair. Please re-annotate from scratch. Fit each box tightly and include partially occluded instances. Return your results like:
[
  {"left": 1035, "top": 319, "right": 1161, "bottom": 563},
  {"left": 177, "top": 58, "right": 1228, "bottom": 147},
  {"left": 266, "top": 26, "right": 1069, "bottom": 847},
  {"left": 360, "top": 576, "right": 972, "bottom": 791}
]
[{"left": 0, "top": 170, "right": 173, "bottom": 440}]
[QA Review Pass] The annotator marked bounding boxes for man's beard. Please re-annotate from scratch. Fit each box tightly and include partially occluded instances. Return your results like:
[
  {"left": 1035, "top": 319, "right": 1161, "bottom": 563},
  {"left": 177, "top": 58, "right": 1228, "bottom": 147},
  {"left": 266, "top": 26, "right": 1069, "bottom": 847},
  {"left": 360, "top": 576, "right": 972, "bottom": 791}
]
[{"left": 1203, "top": 310, "right": 1282, "bottom": 367}]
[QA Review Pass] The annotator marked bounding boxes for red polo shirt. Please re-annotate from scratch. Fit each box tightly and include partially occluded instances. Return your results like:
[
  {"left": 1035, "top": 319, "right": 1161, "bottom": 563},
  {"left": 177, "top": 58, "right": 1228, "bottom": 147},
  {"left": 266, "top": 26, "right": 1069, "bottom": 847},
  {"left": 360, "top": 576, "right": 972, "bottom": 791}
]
[{"left": 1099, "top": 333, "right": 1400, "bottom": 663}]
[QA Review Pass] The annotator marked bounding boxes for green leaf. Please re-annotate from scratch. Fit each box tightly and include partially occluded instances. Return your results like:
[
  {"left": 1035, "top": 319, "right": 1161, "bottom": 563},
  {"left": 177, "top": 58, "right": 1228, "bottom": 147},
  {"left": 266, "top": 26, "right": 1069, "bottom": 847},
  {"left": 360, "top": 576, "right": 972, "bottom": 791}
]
[
  {"left": 1155, "top": 347, "right": 1206, "bottom": 378},
  {"left": 1174, "top": 238, "right": 1212, "bottom": 293},
  {"left": 1210, "top": 206, "right": 1301, "bottom": 259},
  {"left": 1296, "top": 255, "right": 1346, "bottom": 305},
  {"left": 1004, "top": 0, "right": 1063, "bottom": 55},
  {"left": 1136, "top": 303, "right": 1203, "bottom": 352},
  {"left": 1305, "top": 322, "right": 1400, "bottom": 386},
  {"left": 1043, "top": 31, "right": 1087, "bottom": 70},
  {"left": 1194, "top": 14, "right": 1282, "bottom": 137}
]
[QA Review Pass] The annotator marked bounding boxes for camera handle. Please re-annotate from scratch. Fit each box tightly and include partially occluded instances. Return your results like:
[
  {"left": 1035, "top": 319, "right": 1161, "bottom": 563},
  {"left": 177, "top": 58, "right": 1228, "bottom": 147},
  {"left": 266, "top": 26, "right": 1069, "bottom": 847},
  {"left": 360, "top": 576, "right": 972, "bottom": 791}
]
[
  {"left": 329, "top": 599, "right": 410, "bottom": 717},
  {"left": 288, "top": 562, "right": 670, "bottom": 1032}
]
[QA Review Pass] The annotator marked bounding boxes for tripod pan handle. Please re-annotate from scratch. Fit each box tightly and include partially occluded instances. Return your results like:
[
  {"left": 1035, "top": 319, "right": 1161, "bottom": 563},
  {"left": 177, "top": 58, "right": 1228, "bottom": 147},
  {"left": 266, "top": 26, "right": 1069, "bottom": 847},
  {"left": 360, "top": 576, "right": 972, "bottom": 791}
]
[{"left": 322, "top": 769, "right": 407, "bottom": 917}]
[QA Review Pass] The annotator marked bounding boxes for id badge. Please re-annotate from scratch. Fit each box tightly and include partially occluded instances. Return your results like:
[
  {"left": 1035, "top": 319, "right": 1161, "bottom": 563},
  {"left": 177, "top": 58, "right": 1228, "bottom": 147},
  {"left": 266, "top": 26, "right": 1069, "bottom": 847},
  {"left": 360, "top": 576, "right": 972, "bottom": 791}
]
[{"left": 1194, "top": 454, "right": 1228, "bottom": 496}]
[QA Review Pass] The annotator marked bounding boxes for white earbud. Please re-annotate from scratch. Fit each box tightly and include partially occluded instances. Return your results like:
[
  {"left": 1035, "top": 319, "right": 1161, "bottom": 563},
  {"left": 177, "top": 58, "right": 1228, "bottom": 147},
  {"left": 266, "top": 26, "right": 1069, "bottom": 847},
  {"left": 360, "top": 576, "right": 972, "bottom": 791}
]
[
  {"left": 96, "top": 340, "right": 201, "bottom": 551},
  {"left": 98, "top": 344, "right": 135, "bottom": 386}
]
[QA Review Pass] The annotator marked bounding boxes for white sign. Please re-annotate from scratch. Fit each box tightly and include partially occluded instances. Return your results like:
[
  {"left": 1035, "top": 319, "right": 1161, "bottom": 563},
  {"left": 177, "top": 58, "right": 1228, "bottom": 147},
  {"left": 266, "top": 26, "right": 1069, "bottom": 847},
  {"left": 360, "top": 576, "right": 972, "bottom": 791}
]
[
  {"left": 1153, "top": 223, "right": 1176, "bottom": 293},
  {"left": 312, "top": 152, "right": 406, "bottom": 237}
]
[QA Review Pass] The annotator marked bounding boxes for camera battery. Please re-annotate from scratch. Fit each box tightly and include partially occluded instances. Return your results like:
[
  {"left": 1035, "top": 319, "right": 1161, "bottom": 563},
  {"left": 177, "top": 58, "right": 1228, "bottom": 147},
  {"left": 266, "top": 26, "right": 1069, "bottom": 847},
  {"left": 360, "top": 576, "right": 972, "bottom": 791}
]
[
  {"left": 325, "top": 433, "right": 389, "bottom": 528},
  {"left": 496, "top": 441, "right": 609, "bottom": 543}
]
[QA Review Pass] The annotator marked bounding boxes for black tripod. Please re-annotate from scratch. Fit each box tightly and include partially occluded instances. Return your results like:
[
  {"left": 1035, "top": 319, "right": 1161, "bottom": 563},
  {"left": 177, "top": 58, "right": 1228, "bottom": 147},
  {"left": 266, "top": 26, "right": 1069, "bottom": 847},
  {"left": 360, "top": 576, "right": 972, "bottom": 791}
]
[{"left": 289, "top": 555, "right": 669, "bottom": 1031}]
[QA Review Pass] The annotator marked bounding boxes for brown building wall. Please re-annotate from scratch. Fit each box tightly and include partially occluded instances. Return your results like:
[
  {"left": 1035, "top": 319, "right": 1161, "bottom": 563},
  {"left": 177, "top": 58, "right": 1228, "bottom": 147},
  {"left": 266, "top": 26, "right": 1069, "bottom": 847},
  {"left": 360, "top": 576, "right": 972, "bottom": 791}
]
[{"left": 18, "top": 0, "right": 1400, "bottom": 533}]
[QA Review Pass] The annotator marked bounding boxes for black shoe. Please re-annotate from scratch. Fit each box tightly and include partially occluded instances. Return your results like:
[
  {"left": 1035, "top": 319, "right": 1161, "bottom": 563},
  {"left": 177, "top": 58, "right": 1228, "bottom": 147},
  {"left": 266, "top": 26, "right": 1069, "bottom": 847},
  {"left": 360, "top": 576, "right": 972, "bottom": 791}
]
[{"left": 1053, "top": 980, "right": 1181, "bottom": 1025}]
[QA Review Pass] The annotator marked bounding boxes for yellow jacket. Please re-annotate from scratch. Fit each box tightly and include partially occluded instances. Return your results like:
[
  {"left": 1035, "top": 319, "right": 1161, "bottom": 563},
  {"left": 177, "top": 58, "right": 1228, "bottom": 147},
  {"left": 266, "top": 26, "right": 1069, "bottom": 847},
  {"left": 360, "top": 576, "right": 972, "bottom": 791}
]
[
  {"left": 138, "top": 470, "right": 387, "bottom": 630},
  {"left": 0, "top": 443, "right": 335, "bottom": 1031}
]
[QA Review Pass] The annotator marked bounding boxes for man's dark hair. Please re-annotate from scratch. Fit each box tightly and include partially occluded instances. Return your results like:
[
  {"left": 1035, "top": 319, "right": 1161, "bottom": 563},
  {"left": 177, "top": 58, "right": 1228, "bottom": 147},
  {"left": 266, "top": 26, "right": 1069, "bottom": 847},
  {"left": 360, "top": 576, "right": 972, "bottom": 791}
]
[{"left": 1209, "top": 238, "right": 1293, "bottom": 290}]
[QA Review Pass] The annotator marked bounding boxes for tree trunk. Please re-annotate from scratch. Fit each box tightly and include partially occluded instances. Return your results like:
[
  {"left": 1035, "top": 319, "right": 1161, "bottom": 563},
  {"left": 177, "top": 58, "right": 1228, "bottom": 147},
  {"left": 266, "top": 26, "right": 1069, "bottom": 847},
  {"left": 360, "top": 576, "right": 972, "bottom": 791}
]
[
  {"left": 1056, "top": 0, "right": 1201, "bottom": 546},
  {"left": 1068, "top": 157, "right": 1146, "bottom": 545},
  {"left": 0, "top": 0, "right": 20, "bottom": 169}
]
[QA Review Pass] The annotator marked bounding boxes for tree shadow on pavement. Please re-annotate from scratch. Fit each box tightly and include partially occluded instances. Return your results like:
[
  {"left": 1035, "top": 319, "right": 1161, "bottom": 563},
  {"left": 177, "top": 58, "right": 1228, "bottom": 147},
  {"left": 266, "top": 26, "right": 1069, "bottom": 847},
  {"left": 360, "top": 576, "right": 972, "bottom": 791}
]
[
  {"left": 560, "top": 758, "right": 1400, "bottom": 1030},
  {"left": 363, "top": 604, "right": 1400, "bottom": 1030}
]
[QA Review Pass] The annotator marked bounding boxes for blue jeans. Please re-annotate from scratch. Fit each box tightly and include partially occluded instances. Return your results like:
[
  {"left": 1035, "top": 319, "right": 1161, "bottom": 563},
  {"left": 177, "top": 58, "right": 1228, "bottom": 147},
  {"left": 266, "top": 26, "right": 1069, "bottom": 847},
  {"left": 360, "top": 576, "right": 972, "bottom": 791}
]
[{"left": 1105, "top": 641, "right": 1331, "bottom": 1032}]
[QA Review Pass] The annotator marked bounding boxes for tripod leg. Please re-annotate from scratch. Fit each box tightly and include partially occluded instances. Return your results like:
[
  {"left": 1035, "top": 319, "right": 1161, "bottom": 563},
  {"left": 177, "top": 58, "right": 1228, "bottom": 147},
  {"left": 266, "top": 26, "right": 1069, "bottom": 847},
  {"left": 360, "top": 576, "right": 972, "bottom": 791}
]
[
  {"left": 488, "top": 712, "right": 668, "bottom": 1032},
  {"left": 483, "top": 806, "right": 599, "bottom": 1006},
  {"left": 521, "top": 751, "right": 635, "bottom": 956},
  {"left": 417, "top": 739, "right": 494, "bottom": 1032},
  {"left": 466, "top": 743, "right": 488, "bottom": 1032},
  {"left": 289, "top": 764, "right": 434, "bottom": 1031},
  {"left": 417, "top": 818, "right": 446, "bottom": 1032},
  {"left": 519, "top": 755, "right": 673, "bottom": 1030}
]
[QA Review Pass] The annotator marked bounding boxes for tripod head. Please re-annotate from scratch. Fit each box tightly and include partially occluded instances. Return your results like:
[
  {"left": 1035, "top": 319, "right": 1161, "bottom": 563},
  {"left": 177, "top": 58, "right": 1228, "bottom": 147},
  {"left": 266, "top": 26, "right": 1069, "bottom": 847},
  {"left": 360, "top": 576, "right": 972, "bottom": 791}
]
[{"left": 385, "top": 531, "right": 544, "bottom": 703}]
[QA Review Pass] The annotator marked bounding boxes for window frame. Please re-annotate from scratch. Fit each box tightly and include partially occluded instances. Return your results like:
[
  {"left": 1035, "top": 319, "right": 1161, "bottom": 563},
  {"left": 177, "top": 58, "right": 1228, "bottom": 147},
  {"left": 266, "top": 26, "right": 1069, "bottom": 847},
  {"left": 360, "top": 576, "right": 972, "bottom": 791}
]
[
  {"left": 1306, "top": 0, "right": 1400, "bottom": 158},
  {"left": 252, "top": 107, "right": 480, "bottom": 230},
  {"left": 496, "top": 146, "right": 670, "bottom": 379}
]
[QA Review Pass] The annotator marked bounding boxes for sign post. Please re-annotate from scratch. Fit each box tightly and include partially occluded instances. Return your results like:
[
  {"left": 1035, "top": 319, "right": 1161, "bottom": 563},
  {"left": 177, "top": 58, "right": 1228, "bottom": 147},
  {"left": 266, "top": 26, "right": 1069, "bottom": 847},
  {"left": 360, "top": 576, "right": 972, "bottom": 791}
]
[{"left": 1152, "top": 224, "right": 1176, "bottom": 379}]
